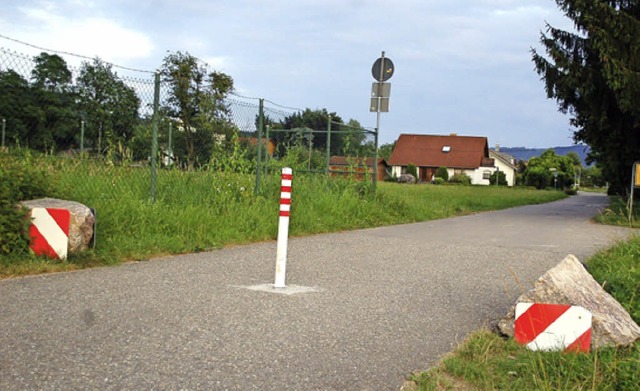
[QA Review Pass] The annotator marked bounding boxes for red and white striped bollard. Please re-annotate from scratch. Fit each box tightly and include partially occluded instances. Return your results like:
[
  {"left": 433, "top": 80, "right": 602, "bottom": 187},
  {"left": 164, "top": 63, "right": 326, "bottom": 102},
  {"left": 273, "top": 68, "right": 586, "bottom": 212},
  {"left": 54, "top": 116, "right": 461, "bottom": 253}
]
[{"left": 274, "top": 167, "right": 292, "bottom": 288}]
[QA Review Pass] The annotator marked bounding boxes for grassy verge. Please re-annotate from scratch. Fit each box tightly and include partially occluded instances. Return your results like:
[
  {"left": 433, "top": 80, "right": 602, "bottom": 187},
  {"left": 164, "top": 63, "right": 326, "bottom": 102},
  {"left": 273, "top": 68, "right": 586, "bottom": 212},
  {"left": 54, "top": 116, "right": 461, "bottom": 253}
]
[
  {"left": 0, "top": 156, "right": 566, "bottom": 278},
  {"left": 408, "top": 235, "right": 640, "bottom": 391},
  {"left": 594, "top": 196, "right": 640, "bottom": 228}
]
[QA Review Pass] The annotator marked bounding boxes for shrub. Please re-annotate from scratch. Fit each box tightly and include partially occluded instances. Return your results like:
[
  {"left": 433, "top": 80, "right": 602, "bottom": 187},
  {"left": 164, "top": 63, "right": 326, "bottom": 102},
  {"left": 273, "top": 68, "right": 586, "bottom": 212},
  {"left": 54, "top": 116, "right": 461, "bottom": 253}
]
[
  {"left": 524, "top": 166, "right": 551, "bottom": 189},
  {"left": 406, "top": 163, "right": 418, "bottom": 178},
  {"left": 565, "top": 187, "right": 578, "bottom": 195},
  {"left": 449, "top": 173, "right": 471, "bottom": 185},
  {"left": 436, "top": 166, "right": 449, "bottom": 181},
  {"left": 0, "top": 152, "right": 54, "bottom": 255},
  {"left": 433, "top": 177, "right": 445, "bottom": 185},
  {"left": 489, "top": 171, "right": 508, "bottom": 186}
]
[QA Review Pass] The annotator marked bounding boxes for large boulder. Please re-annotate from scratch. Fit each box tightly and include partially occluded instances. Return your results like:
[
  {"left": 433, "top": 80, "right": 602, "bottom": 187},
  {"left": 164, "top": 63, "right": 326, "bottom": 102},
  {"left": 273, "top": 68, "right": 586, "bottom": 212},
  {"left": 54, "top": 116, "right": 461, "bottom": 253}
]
[
  {"left": 21, "top": 198, "right": 95, "bottom": 254},
  {"left": 497, "top": 254, "right": 640, "bottom": 348}
]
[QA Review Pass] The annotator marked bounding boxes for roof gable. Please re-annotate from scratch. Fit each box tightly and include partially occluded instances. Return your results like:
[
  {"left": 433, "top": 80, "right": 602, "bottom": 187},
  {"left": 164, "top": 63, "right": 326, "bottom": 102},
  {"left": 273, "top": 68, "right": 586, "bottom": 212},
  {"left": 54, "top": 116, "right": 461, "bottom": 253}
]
[
  {"left": 490, "top": 150, "right": 518, "bottom": 169},
  {"left": 388, "top": 134, "right": 490, "bottom": 169}
]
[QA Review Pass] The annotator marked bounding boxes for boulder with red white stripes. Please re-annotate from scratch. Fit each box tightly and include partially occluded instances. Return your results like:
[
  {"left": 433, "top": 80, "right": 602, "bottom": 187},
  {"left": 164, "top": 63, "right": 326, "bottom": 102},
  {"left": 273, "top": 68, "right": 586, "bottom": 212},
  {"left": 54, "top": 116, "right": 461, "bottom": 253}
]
[
  {"left": 498, "top": 254, "right": 640, "bottom": 349},
  {"left": 21, "top": 198, "right": 95, "bottom": 255}
]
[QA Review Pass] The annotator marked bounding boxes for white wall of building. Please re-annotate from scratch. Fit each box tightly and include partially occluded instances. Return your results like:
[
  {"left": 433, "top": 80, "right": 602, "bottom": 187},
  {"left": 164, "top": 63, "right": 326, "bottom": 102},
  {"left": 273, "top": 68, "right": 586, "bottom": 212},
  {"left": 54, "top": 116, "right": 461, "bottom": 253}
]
[
  {"left": 392, "top": 166, "right": 403, "bottom": 178},
  {"left": 391, "top": 165, "right": 517, "bottom": 186}
]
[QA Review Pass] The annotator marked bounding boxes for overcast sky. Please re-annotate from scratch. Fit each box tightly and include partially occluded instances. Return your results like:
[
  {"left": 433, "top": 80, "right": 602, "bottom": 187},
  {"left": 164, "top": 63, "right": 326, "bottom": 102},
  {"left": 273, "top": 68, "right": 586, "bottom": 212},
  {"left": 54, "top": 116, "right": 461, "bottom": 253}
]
[{"left": 0, "top": 0, "right": 577, "bottom": 147}]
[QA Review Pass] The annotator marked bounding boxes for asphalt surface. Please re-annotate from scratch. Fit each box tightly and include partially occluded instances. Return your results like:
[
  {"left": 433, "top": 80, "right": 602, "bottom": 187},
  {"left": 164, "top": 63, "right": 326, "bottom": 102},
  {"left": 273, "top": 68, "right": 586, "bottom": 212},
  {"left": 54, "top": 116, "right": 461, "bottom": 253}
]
[{"left": 0, "top": 192, "right": 635, "bottom": 390}]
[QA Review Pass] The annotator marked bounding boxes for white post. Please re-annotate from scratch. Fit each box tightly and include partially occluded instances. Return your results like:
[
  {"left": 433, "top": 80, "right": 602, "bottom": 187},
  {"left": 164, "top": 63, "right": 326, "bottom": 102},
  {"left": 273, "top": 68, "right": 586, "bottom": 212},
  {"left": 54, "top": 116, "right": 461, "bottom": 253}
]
[{"left": 274, "top": 167, "right": 292, "bottom": 288}]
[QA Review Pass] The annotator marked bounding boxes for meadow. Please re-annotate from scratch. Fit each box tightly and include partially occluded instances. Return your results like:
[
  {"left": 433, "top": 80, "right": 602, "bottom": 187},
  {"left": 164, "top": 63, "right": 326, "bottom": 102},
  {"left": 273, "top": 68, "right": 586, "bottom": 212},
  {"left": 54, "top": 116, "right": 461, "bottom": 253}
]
[{"left": 1, "top": 154, "right": 567, "bottom": 276}]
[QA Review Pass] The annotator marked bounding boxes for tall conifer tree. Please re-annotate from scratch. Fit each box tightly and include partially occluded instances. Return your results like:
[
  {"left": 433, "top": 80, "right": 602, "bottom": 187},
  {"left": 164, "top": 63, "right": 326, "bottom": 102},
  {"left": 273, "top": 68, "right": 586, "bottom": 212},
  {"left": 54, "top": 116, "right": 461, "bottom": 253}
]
[{"left": 532, "top": 1, "right": 640, "bottom": 194}]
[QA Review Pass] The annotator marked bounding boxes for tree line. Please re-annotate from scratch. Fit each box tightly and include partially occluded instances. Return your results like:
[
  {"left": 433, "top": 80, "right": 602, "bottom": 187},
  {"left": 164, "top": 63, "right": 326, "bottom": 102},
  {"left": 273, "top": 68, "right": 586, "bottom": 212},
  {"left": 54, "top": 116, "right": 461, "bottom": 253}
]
[
  {"left": 0, "top": 50, "right": 373, "bottom": 170},
  {"left": 0, "top": 53, "right": 139, "bottom": 153}
]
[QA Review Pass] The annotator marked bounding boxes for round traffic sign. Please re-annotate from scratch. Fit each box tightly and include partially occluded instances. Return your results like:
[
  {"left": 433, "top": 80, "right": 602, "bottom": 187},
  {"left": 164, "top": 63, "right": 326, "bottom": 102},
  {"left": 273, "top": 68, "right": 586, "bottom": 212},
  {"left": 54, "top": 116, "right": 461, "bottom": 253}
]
[{"left": 371, "top": 57, "right": 394, "bottom": 82}]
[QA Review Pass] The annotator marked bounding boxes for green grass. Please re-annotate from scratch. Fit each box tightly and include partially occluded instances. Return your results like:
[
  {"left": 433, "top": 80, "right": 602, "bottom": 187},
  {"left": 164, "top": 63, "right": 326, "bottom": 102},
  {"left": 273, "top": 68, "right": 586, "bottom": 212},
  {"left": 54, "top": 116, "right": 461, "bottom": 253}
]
[
  {"left": 0, "top": 156, "right": 566, "bottom": 277},
  {"left": 579, "top": 187, "right": 608, "bottom": 194},
  {"left": 4, "top": 154, "right": 637, "bottom": 389},
  {"left": 594, "top": 196, "right": 640, "bottom": 228},
  {"left": 409, "top": 235, "right": 640, "bottom": 391}
]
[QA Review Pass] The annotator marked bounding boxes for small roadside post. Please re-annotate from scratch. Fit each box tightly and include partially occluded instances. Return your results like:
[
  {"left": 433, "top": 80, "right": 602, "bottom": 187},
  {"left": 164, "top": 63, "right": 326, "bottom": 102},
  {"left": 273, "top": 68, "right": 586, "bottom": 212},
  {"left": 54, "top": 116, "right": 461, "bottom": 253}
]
[
  {"left": 628, "top": 161, "right": 640, "bottom": 221},
  {"left": 549, "top": 168, "right": 558, "bottom": 190},
  {"left": 274, "top": 167, "right": 293, "bottom": 289}
]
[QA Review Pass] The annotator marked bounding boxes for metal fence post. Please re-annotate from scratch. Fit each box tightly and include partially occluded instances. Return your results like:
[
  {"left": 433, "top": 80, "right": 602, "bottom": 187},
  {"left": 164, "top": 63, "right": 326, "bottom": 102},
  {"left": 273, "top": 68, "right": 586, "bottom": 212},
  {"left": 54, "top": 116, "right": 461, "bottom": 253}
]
[
  {"left": 255, "top": 98, "right": 264, "bottom": 194},
  {"left": 373, "top": 127, "right": 379, "bottom": 192},
  {"left": 265, "top": 125, "right": 270, "bottom": 176},
  {"left": 150, "top": 72, "right": 160, "bottom": 201},
  {"left": 80, "top": 120, "right": 85, "bottom": 154},
  {"left": 168, "top": 121, "right": 173, "bottom": 157},
  {"left": 326, "top": 116, "right": 331, "bottom": 174},
  {"left": 1, "top": 118, "right": 5, "bottom": 148}
]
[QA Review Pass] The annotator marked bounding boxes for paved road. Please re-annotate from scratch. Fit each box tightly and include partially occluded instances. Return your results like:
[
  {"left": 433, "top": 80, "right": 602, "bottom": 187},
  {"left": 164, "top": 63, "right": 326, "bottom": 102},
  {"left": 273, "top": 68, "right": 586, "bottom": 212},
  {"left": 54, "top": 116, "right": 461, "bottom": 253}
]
[{"left": 0, "top": 193, "right": 635, "bottom": 390}]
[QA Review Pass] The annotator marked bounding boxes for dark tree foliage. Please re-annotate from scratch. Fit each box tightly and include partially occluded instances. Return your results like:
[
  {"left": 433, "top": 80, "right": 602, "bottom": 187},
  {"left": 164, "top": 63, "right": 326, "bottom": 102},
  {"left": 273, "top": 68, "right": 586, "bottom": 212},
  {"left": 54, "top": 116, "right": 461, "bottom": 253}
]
[
  {"left": 524, "top": 149, "right": 577, "bottom": 189},
  {"left": 0, "top": 70, "right": 40, "bottom": 147},
  {"left": 378, "top": 142, "right": 396, "bottom": 161},
  {"left": 273, "top": 108, "right": 346, "bottom": 157},
  {"left": 76, "top": 58, "right": 140, "bottom": 154},
  {"left": 532, "top": 1, "right": 640, "bottom": 195},
  {"left": 32, "top": 53, "right": 72, "bottom": 92},
  {"left": 30, "top": 53, "right": 77, "bottom": 150}
]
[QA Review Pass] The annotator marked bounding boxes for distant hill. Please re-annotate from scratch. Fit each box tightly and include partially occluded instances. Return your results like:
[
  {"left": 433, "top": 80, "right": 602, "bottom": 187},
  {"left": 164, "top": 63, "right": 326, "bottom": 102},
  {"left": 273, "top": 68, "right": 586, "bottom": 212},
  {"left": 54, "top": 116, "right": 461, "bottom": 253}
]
[{"left": 499, "top": 145, "right": 592, "bottom": 166}]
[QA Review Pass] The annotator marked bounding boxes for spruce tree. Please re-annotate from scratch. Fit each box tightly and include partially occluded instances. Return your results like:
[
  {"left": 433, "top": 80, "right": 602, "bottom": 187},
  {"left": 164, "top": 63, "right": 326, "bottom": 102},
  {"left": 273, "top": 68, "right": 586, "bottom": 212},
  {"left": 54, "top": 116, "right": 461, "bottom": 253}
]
[{"left": 532, "top": 1, "right": 640, "bottom": 195}]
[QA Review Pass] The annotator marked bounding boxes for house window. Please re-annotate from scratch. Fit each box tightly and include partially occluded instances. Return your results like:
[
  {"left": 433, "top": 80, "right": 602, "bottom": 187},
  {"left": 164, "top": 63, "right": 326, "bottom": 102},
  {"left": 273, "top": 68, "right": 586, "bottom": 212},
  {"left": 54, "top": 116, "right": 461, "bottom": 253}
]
[
  {"left": 442, "top": 146, "right": 451, "bottom": 153},
  {"left": 483, "top": 170, "right": 491, "bottom": 180}
]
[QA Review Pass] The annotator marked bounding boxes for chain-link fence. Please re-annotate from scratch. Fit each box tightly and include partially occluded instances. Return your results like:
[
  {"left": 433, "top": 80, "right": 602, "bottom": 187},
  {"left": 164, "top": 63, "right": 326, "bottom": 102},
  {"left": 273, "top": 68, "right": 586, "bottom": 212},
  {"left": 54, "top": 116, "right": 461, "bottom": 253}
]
[{"left": 0, "top": 44, "right": 380, "bottom": 205}]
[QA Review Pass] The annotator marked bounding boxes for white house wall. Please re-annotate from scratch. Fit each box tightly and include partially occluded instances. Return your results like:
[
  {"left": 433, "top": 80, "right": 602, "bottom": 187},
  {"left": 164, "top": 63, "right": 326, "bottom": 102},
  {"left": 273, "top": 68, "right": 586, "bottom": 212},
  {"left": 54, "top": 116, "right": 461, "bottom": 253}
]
[
  {"left": 493, "top": 160, "right": 517, "bottom": 186},
  {"left": 467, "top": 168, "right": 491, "bottom": 185},
  {"left": 392, "top": 166, "right": 403, "bottom": 178},
  {"left": 391, "top": 165, "right": 516, "bottom": 186}
]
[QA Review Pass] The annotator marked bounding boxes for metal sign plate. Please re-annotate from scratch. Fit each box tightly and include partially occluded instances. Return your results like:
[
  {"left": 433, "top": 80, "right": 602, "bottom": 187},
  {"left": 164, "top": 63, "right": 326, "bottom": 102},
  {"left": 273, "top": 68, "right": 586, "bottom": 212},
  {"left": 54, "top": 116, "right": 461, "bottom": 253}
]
[
  {"left": 370, "top": 97, "right": 389, "bottom": 112},
  {"left": 371, "top": 57, "right": 394, "bottom": 82},
  {"left": 371, "top": 82, "right": 391, "bottom": 98}
]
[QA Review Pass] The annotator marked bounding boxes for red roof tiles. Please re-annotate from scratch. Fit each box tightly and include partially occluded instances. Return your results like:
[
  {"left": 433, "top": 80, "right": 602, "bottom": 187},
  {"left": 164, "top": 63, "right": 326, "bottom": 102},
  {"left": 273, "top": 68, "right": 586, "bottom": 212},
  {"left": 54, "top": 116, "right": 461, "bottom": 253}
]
[{"left": 388, "top": 134, "right": 490, "bottom": 169}]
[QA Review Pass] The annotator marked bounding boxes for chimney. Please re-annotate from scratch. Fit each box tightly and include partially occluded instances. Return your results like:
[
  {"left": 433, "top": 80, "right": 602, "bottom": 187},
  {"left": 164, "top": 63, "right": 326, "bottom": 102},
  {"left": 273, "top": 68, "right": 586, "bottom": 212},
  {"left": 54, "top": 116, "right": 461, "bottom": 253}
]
[{"left": 495, "top": 143, "right": 500, "bottom": 152}]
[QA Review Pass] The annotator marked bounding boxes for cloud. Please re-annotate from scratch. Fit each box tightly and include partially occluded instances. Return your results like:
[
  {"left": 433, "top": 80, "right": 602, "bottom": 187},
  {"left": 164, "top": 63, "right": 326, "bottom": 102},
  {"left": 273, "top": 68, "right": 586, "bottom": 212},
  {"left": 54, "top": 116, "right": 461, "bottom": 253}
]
[
  {"left": 12, "top": 2, "right": 154, "bottom": 65},
  {"left": 201, "top": 56, "right": 232, "bottom": 71}
]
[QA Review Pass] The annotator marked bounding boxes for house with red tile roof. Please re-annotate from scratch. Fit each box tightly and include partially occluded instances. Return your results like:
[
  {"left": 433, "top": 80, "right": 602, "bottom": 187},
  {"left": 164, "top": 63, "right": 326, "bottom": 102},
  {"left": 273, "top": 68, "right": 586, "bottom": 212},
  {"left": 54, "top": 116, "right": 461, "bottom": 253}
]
[{"left": 388, "top": 133, "right": 511, "bottom": 185}]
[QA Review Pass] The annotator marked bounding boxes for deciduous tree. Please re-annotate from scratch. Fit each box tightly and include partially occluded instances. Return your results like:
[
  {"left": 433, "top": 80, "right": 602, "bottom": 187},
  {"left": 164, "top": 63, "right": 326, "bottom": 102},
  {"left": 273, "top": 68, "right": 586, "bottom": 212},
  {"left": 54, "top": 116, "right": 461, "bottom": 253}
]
[
  {"left": 524, "top": 149, "right": 576, "bottom": 189},
  {"left": 0, "top": 70, "right": 40, "bottom": 148},
  {"left": 160, "top": 51, "right": 235, "bottom": 168},
  {"left": 30, "top": 53, "right": 77, "bottom": 150},
  {"left": 76, "top": 58, "right": 140, "bottom": 155}
]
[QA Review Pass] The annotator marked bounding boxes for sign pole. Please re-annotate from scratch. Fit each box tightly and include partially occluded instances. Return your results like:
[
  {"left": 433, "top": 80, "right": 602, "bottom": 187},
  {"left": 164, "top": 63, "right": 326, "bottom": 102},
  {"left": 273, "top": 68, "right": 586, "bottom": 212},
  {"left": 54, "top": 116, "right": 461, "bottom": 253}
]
[
  {"left": 629, "top": 162, "right": 639, "bottom": 221},
  {"left": 373, "top": 52, "right": 386, "bottom": 190},
  {"left": 370, "top": 51, "right": 393, "bottom": 191}
]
